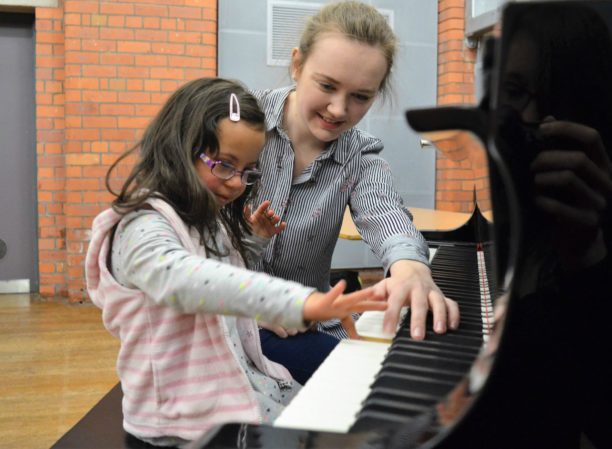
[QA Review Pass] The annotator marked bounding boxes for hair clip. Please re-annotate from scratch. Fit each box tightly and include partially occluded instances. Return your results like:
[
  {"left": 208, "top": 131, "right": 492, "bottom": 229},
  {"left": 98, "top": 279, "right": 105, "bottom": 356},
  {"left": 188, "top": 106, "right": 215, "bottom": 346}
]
[{"left": 229, "top": 93, "right": 240, "bottom": 122}]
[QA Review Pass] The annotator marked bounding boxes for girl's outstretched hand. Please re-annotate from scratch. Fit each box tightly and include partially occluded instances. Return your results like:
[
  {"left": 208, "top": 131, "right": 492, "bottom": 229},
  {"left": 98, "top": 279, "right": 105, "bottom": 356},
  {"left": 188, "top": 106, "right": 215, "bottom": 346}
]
[
  {"left": 303, "top": 280, "right": 387, "bottom": 339},
  {"left": 245, "top": 200, "right": 287, "bottom": 238}
]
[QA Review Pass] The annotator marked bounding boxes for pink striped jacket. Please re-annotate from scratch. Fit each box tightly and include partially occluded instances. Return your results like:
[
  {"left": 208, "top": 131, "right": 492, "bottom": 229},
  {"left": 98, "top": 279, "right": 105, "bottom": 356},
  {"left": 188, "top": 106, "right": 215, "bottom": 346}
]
[{"left": 85, "top": 199, "right": 292, "bottom": 441}]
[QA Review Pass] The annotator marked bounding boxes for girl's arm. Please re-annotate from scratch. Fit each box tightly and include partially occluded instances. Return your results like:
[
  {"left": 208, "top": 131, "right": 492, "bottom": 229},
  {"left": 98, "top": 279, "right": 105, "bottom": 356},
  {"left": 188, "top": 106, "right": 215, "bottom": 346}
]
[
  {"left": 112, "top": 209, "right": 310, "bottom": 329},
  {"left": 113, "top": 209, "right": 387, "bottom": 337}
]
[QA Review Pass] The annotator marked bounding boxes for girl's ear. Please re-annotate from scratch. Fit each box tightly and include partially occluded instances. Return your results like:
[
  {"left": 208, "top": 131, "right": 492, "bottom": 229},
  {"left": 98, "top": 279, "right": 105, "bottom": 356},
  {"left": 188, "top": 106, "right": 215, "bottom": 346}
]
[{"left": 290, "top": 47, "right": 302, "bottom": 81}]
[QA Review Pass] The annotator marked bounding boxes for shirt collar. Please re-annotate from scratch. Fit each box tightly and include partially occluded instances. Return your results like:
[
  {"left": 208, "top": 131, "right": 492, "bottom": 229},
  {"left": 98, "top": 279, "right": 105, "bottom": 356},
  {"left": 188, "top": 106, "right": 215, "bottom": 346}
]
[{"left": 265, "top": 85, "right": 293, "bottom": 132}]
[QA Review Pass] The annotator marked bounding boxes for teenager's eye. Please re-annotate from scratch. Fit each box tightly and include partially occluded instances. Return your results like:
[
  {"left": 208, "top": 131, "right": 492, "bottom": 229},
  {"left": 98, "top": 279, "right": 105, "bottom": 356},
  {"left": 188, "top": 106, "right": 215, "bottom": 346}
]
[
  {"left": 353, "top": 94, "right": 371, "bottom": 103},
  {"left": 319, "top": 82, "right": 334, "bottom": 91}
]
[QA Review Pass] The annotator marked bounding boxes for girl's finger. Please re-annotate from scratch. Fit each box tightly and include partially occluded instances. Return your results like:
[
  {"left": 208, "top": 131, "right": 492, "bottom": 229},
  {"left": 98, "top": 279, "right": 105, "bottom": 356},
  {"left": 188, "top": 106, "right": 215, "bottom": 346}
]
[
  {"left": 346, "top": 301, "right": 387, "bottom": 313},
  {"left": 341, "top": 315, "right": 359, "bottom": 339},
  {"left": 325, "top": 280, "right": 347, "bottom": 303},
  {"left": 332, "top": 286, "right": 379, "bottom": 307},
  {"left": 253, "top": 200, "right": 272, "bottom": 218}
]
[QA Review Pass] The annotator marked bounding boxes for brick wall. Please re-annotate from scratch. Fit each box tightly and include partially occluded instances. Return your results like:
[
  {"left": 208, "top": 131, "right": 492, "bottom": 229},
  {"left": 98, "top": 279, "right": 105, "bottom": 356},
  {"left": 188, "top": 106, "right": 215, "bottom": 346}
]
[
  {"left": 32, "top": 0, "right": 479, "bottom": 299},
  {"left": 35, "top": 0, "right": 218, "bottom": 300},
  {"left": 436, "top": 0, "right": 490, "bottom": 213}
]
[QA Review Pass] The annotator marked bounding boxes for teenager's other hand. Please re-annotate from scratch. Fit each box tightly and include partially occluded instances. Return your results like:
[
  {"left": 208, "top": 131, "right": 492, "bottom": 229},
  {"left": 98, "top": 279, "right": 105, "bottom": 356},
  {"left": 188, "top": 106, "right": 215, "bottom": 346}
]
[{"left": 245, "top": 200, "right": 287, "bottom": 238}]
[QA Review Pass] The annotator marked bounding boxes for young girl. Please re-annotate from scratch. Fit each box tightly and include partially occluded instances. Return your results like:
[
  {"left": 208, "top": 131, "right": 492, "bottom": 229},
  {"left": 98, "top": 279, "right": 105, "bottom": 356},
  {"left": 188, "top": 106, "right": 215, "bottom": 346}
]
[
  {"left": 85, "top": 77, "right": 385, "bottom": 447},
  {"left": 252, "top": 0, "right": 460, "bottom": 381}
]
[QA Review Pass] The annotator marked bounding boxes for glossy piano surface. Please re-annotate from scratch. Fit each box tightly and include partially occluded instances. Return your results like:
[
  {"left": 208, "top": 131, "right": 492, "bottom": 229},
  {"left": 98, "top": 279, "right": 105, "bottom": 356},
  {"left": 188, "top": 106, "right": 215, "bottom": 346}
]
[{"left": 189, "top": 2, "right": 612, "bottom": 448}]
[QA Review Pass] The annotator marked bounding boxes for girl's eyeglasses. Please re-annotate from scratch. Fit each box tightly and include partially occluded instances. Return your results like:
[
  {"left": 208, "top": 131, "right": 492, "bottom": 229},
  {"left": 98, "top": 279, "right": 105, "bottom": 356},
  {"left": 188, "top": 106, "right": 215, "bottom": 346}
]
[{"left": 199, "top": 154, "right": 262, "bottom": 186}]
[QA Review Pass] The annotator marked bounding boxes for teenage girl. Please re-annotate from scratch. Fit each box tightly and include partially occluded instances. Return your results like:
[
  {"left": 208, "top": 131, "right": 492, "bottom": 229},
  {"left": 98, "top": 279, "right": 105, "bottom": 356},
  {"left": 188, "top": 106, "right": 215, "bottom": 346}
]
[
  {"left": 251, "top": 0, "right": 460, "bottom": 382},
  {"left": 85, "top": 77, "right": 386, "bottom": 447}
]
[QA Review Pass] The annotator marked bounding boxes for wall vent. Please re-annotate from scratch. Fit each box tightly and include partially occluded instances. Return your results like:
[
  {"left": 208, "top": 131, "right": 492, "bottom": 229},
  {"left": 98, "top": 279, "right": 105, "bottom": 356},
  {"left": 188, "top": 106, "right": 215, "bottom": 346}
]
[
  {"left": 267, "top": 1, "right": 320, "bottom": 66},
  {"left": 267, "top": 0, "right": 394, "bottom": 67}
]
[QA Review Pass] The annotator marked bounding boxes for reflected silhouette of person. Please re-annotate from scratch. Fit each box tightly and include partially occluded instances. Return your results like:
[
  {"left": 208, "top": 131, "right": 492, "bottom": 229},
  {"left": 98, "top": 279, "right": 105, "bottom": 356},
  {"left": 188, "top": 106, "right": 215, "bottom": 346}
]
[
  {"left": 437, "top": 4, "right": 612, "bottom": 449},
  {"left": 496, "top": 3, "right": 612, "bottom": 277}
]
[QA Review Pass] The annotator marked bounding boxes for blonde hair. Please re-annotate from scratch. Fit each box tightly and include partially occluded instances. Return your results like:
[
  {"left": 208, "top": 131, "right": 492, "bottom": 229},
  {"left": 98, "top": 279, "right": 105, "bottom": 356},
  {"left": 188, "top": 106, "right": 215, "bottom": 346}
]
[{"left": 296, "top": 1, "right": 398, "bottom": 98}]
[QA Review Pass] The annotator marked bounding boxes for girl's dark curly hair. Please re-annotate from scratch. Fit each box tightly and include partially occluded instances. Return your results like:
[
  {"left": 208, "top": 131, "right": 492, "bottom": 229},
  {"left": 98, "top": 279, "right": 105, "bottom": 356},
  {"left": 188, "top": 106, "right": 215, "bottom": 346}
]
[{"left": 105, "top": 77, "right": 266, "bottom": 263}]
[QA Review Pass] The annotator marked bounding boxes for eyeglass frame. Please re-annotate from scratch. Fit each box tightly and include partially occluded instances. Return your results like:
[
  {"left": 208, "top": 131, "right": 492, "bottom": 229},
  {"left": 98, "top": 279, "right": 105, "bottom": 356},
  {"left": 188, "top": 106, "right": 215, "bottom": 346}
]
[{"left": 199, "top": 154, "right": 262, "bottom": 186}]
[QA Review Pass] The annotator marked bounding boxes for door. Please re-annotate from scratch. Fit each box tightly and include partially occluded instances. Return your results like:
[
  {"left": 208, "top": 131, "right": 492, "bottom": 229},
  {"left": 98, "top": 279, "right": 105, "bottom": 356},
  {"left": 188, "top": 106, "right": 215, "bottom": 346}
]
[{"left": 0, "top": 12, "right": 38, "bottom": 293}]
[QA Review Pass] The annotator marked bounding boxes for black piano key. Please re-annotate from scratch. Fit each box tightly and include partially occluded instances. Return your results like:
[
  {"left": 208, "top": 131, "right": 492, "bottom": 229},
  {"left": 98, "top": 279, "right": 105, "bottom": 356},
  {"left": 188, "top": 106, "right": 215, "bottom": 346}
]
[
  {"left": 352, "top": 410, "right": 415, "bottom": 431},
  {"left": 394, "top": 328, "right": 483, "bottom": 347},
  {"left": 381, "top": 351, "right": 472, "bottom": 374},
  {"left": 360, "top": 397, "right": 430, "bottom": 418},
  {"left": 390, "top": 338, "right": 480, "bottom": 357},
  {"left": 382, "top": 363, "right": 465, "bottom": 384},
  {"left": 370, "top": 371, "right": 457, "bottom": 398},
  {"left": 392, "top": 336, "right": 481, "bottom": 356},
  {"left": 364, "top": 390, "right": 438, "bottom": 408},
  {"left": 387, "top": 345, "right": 478, "bottom": 367}
]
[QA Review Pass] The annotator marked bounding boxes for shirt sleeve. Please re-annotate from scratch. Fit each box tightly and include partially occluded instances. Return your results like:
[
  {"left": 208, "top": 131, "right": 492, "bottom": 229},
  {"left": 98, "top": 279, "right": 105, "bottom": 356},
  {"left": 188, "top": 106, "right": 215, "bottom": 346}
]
[
  {"left": 111, "top": 210, "right": 313, "bottom": 328},
  {"left": 349, "top": 152, "right": 430, "bottom": 272},
  {"left": 242, "top": 233, "right": 270, "bottom": 269}
]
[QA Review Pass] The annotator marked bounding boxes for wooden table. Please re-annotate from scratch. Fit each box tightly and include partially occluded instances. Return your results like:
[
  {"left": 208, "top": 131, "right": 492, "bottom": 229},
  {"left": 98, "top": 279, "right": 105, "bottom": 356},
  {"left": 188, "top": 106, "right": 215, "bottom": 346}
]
[{"left": 339, "top": 207, "right": 473, "bottom": 240}]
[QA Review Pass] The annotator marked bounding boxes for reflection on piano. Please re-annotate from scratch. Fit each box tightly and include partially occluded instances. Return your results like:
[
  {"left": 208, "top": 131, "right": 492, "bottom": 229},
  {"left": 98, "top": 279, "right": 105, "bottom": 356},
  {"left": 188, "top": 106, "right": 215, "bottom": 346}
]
[{"left": 190, "top": 2, "right": 612, "bottom": 448}]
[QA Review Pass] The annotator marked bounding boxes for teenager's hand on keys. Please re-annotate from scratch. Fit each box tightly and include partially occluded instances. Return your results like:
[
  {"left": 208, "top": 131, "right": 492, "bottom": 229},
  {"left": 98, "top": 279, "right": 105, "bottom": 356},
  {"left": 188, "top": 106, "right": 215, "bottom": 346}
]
[
  {"left": 376, "top": 260, "right": 460, "bottom": 341},
  {"left": 245, "top": 200, "right": 286, "bottom": 238},
  {"left": 303, "top": 280, "right": 387, "bottom": 339}
]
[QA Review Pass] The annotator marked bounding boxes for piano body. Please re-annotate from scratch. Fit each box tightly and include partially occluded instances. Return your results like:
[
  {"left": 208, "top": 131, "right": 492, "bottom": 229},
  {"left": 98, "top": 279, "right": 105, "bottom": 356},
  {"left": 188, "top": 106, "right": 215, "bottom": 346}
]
[{"left": 188, "top": 2, "right": 612, "bottom": 448}]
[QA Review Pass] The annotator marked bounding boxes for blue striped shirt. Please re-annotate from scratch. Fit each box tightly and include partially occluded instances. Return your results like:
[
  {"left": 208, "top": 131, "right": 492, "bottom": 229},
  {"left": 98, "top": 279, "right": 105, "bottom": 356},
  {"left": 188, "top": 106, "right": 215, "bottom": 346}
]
[{"left": 251, "top": 86, "right": 430, "bottom": 297}]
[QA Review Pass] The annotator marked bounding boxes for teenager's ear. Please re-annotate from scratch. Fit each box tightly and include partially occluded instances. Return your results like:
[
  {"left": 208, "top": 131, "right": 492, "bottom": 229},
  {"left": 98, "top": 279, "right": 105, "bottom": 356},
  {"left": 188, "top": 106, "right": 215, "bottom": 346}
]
[{"left": 290, "top": 47, "right": 301, "bottom": 80}]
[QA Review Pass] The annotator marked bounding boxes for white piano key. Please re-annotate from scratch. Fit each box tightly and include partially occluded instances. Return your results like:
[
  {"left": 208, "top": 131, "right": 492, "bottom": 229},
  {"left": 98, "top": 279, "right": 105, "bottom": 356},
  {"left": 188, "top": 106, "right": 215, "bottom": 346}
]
[
  {"left": 274, "top": 339, "right": 390, "bottom": 433},
  {"left": 355, "top": 308, "right": 408, "bottom": 342}
]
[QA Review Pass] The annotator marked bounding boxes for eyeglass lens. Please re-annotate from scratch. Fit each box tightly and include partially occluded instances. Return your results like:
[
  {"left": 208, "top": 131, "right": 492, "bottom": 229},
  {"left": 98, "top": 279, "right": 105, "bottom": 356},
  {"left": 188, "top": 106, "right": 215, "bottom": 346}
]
[{"left": 212, "top": 161, "right": 260, "bottom": 185}]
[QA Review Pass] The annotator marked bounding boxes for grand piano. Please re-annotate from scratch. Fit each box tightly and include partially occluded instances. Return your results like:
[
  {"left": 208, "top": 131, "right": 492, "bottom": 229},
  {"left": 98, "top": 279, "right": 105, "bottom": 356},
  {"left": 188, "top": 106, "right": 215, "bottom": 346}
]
[{"left": 189, "top": 2, "right": 612, "bottom": 448}]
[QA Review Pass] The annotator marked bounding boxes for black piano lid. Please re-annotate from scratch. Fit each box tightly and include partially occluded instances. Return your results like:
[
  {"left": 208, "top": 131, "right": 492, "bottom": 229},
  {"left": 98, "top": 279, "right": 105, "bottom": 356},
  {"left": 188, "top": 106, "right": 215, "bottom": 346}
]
[{"left": 189, "top": 2, "right": 612, "bottom": 449}]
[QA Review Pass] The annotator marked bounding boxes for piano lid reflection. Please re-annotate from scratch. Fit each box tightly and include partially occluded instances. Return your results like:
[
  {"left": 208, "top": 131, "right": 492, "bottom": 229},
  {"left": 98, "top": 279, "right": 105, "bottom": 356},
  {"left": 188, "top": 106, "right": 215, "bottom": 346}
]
[{"left": 190, "top": 2, "right": 612, "bottom": 448}]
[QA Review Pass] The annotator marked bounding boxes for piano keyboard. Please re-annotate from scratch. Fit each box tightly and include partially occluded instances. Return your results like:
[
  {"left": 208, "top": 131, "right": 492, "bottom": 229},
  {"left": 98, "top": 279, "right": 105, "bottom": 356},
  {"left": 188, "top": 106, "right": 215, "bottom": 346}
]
[{"left": 274, "top": 244, "right": 496, "bottom": 433}]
